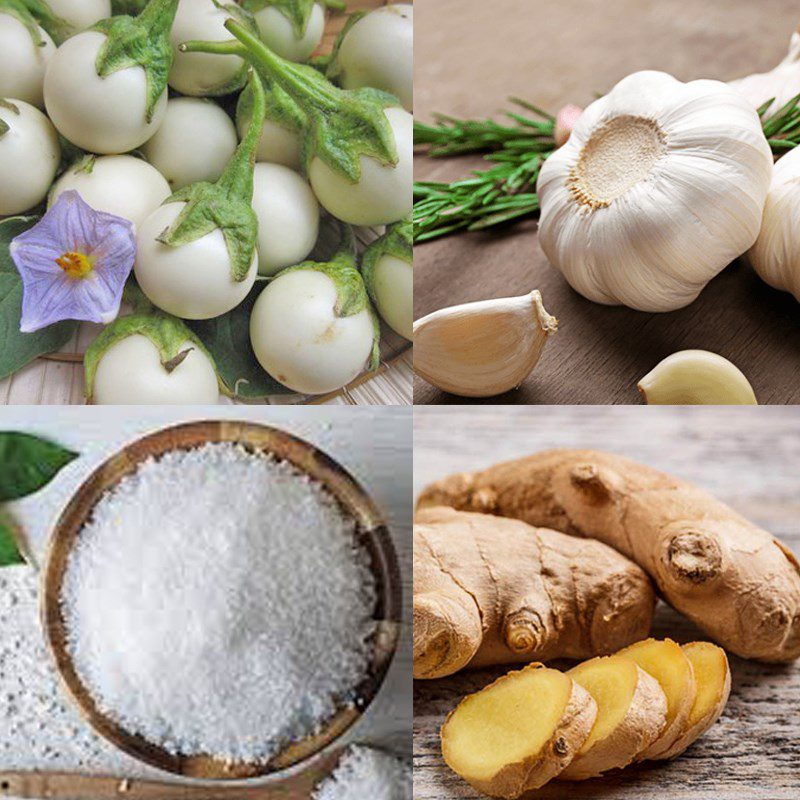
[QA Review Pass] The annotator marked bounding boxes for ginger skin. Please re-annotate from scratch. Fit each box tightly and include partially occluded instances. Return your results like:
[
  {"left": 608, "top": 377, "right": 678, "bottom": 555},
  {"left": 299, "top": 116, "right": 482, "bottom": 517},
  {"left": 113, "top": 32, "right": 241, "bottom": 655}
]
[
  {"left": 414, "top": 506, "right": 656, "bottom": 679},
  {"left": 419, "top": 449, "right": 800, "bottom": 662}
]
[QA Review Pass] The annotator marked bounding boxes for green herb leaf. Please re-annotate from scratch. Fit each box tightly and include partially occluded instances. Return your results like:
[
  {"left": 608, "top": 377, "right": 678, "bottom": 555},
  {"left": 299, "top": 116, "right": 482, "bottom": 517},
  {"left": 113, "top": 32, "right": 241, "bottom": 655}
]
[
  {"left": 0, "top": 217, "right": 78, "bottom": 380},
  {"left": 0, "top": 432, "right": 78, "bottom": 502},
  {"left": 0, "top": 509, "right": 24, "bottom": 566},
  {"left": 84, "top": 310, "right": 218, "bottom": 400},
  {"left": 188, "top": 285, "right": 295, "bottom": 399},
  {"left": 92, "top": 0, "right": 180, "bottom": 123}
]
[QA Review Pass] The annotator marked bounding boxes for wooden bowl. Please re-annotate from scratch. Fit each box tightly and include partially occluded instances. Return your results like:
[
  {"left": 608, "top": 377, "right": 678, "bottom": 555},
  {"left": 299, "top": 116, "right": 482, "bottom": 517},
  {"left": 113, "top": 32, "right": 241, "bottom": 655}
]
[{"left": 42, "top": 420, "right": 402, "bottom": 781}]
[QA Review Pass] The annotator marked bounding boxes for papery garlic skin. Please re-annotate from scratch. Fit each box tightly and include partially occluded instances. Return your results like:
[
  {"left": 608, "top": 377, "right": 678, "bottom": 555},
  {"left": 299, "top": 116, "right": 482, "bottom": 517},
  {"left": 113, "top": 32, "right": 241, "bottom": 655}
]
[
  {"left": 638, "top": 350, "right": 757, "bottom": 405},
  {"left": 748, "top": 145, "right": 800, "bottom": 302},
  {"left": 537, "top": 71, "right": 773, "bottom": 312},
  {"left": 413, "top": 291, "right": 557, "bottom": 398},
  {"left": 730, "top": 31, "right": 800, "bottom": 115}
]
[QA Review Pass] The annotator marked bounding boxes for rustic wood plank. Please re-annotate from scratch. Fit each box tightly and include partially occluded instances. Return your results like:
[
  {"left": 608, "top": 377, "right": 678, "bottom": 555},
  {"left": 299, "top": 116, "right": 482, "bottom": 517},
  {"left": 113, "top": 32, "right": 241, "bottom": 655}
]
[
  {"left": 412, "top": 406, "right": 800, "bottom": 799},
  {"left": 413, "top": 0, "right": 800, "bottom": 405}
]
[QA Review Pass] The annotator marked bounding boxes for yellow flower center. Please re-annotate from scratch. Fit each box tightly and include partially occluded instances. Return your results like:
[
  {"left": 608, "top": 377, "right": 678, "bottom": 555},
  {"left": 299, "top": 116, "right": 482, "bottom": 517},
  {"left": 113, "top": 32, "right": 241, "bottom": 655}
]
[{"left": 56, "top": 251, "right": 93, "bottom": 280}]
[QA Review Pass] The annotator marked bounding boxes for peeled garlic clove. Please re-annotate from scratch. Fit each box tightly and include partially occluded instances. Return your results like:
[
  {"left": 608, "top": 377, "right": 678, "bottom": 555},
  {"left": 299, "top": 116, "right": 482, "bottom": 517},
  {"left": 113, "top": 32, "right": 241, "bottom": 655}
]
[
  {"left": 413, "top": 291, "right": 557, "bottom": 398},
  {"left": 638, "top": 350, "right": 757, "bottom": 405},
  {"left": 730, "top": 30, "right": 800, "bottom": 115},
  {"left": 748, "top": 145, "right": 800, "bottom": 301}
]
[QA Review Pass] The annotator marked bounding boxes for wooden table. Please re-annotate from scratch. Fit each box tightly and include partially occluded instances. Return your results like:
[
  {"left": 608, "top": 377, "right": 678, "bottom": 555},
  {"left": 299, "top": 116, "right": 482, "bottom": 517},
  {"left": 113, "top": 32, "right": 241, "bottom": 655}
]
[
  {"left": 413, "top": 405, "right": 800, "bottom": 799},
  {"left": 414, "top": 0, "right": 800, "bottom": 405}
]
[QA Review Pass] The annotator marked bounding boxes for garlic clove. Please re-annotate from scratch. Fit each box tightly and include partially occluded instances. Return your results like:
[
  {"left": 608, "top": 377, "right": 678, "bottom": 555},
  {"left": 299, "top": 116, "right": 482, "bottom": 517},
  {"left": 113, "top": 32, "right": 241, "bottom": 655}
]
[
  {"left": 637, "top": 350, "right": 757, "bottom": 405},
  {"left": 413, "top": 291, "right": 557, "bottom": 398}
]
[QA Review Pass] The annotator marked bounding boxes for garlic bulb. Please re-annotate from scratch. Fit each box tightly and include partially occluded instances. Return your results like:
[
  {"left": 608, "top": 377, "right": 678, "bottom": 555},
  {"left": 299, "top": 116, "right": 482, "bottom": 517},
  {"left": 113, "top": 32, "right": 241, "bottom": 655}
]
[
  {"left": 638, "top": 350, "right": 757, "bottom": 405},
  {"left": 537, "top": 70, "right": 773, "bottom": 312},
  {"left": 730, "top": 31, "right": 800, "bottom": 115},
  {"left": 748, "top": 145, "right": 800, "bottom": 301},
  {"left": 413, "top": 291, "right": 557, "bottom": 398}
]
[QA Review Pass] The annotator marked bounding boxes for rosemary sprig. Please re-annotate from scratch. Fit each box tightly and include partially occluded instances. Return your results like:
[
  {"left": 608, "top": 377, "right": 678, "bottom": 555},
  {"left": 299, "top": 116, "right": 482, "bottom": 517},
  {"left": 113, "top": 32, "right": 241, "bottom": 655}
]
[
  {"left": 414, "top": 94, "right": 800, "bottom": 244},
  {"left": 759, "top": 91, "right": 800, "bottom": 150},
  {"left": 413, "top": 99, "right": 555, "bottom": 243}
]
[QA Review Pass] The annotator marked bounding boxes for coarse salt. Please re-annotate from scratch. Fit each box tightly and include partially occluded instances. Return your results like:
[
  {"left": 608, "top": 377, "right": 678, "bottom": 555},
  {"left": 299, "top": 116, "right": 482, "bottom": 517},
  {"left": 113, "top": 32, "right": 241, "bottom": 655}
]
[
  {"left": 60, "top": 443, "right": 377, "bottom": 763},
  {"left": 312, "top": 746, "right": 412, "bottom": 800}
]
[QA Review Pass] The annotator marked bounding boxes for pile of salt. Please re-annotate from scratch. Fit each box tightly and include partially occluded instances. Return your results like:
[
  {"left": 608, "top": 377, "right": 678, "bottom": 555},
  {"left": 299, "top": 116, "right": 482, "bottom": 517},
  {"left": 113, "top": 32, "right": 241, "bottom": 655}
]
[
  {"left": 312, "top": 746, "right": 412, "bottom": 800},
  {"left": 60, "top": 443, "right": 377, "bottom": 763}
]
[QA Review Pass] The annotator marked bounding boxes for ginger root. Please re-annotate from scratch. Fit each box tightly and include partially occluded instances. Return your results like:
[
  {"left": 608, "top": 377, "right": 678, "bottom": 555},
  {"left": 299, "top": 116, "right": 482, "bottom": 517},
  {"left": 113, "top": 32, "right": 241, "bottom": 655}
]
[
  {"left": 419, "top": 449, "right": 800, "bottom": 662},
  {"left": 658, "top": 641, "right": 731, "bottom": 759},
  {"left": 413, "top": 506, "right": 656, "bottom": 679},
  {"left": 441, "top": 663, "right": 597, "bottom": 799},
  {"left": 558, "top": 655, "right": 667, "bottom": 779}
]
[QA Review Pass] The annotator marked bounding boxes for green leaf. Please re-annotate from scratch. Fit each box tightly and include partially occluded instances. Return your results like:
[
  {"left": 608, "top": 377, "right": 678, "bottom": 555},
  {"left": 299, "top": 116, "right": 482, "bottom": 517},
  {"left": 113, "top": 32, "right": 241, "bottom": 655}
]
[
  {"left": 92, "top": 0, "right": 180, "bottom": 123},
  {"left": 0, "top": 217, "right": 78, "bottom": 381},
  {"left": 84, "top": 310, "right": 218, "bottom": 400},
  {"left": 188, "top": 285, "right": 295, "bottom": 399},
  {"left": 0, "top": 509, "right": 24, "bottom": 566},
  {"left": 0, "top": 432, "right": 78, "bottom": 502}
]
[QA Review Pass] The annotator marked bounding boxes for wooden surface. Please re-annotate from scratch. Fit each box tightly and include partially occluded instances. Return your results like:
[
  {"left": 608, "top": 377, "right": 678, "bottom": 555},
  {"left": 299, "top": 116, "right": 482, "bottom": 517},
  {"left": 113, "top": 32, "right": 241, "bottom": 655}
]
[
  {"left": 414, "top": 0, "right": 800, "bottom": 405},
  {"left": 0, "top": 0, "right": 412, "bottom": 408},
  {"left": 413, "top": 406, "right": 800, "bottom": 799},
  {"left": 0, "top": 750, "right": 343, "bottom": 800}
]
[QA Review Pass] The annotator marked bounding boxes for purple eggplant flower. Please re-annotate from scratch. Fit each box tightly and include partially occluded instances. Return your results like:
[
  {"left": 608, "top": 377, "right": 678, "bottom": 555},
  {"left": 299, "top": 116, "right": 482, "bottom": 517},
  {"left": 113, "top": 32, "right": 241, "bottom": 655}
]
[{"left": 9, "top": 191, "right": 136, "bottom": 333}]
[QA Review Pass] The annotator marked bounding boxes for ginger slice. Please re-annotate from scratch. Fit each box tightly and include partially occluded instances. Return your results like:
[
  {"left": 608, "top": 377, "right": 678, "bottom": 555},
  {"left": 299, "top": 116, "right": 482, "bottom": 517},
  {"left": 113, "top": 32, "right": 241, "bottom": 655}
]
[
  {"left": 558, "top": 655, "right": 667, "bottom": 780},
  {"left": 658, "top": 642, "right": 731, "bottom": 759},
  {"left": 616, "top": 638, "right": 696, "bottom": 760},
  {"left": 441, "top": 663, "right": 596, "bottom": 799}
]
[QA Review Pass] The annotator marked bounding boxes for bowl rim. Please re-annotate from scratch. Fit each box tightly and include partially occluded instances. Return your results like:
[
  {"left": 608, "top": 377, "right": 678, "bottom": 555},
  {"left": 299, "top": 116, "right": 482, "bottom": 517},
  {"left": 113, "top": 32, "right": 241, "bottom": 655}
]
[{"left": 41, "top": 419, "right": 403, "bottom": 781}]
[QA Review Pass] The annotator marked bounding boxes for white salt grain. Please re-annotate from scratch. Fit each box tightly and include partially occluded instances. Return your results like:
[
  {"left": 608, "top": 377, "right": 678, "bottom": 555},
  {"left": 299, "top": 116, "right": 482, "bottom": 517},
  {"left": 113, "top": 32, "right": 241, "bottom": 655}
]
[
  {"left": 312, "top": 746, "right": 412, "bottom": 800},
  {"left": 61, "top": 443, "right": 377, "bottom": 763}
]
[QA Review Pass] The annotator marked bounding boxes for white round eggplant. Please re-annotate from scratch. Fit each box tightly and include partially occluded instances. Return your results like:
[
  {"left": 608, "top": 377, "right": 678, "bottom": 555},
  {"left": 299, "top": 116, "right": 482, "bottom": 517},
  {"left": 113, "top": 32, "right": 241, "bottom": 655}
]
[
  {"left": 252, "top": 2, "right": 325, "bottom": 63},
  {"left": 92, "top": 333, "right": 220, "bottom": 405},
  {"left": 251, "top": 163, "right": 319, "bottom": 276},
  {"left": 334, "top": 4, "right": 412, "bottom": 110},
  {"left": 237, "top": 105, "right": 302, "bottom": 169},
  {"left": 44, "top": 30, "right": 167, "bottom": 153},
  {"left": 369, "top": 253, "right": 412, "bottom": 340},
  {"left": 141, "top": 97, "right": 238, "bottom": 190},
  {"left": 0, "top": 99, "right": 60, "bottom": 215},
  {"left": 0, "top": 13, "right": 55, "bottom": 108},
  {"left": 250, "top": 269, "right": 374, "bottom": 394},
  {"left": 46, "top": 0, "right": 112, "bottom": 34},
  {"left": 169, "top": 0, "right": 246, "bottom": 96},
  {"left": 50, "top": 155, "right": 170, "bottom": 227},
  {"left": 135, "top": 202, "right": 258, "bottom": 319},
  {"left": 307, "top": 106, "right": 412, "bottom": 226}
]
